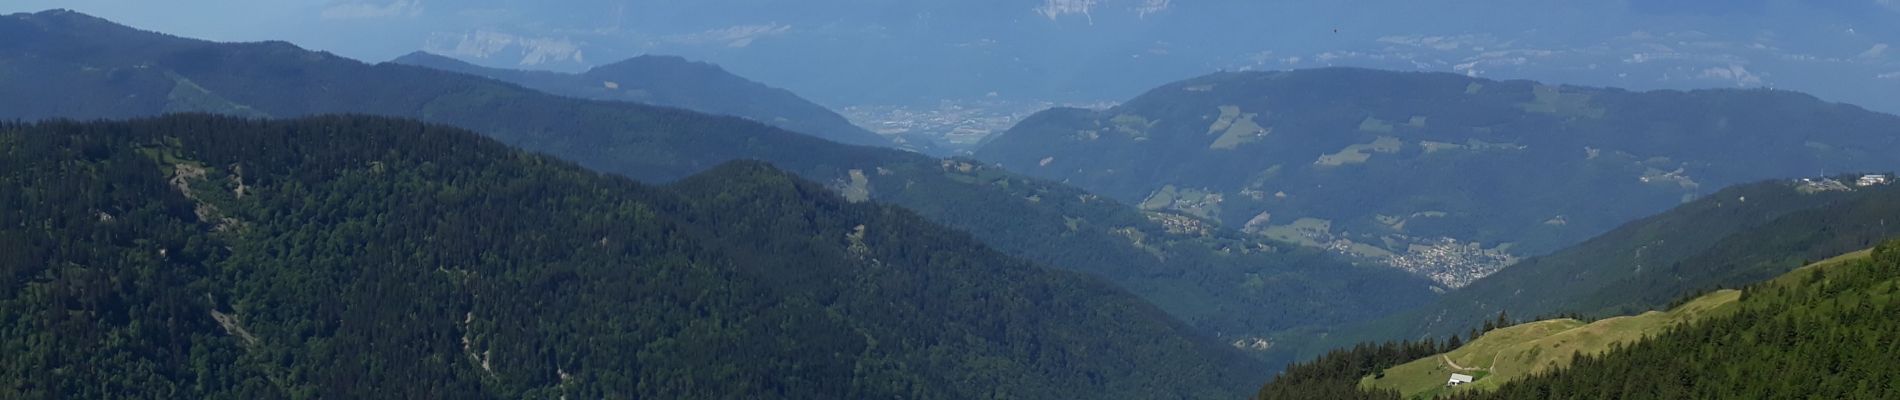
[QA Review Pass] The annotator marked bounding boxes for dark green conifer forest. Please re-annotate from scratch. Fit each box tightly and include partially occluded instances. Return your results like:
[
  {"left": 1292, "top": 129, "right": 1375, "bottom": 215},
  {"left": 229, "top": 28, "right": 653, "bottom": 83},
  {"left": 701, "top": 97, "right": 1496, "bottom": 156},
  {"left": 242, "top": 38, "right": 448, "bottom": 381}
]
[{"left": 0, "top": 115, "right": 1256, "bottom": 399}]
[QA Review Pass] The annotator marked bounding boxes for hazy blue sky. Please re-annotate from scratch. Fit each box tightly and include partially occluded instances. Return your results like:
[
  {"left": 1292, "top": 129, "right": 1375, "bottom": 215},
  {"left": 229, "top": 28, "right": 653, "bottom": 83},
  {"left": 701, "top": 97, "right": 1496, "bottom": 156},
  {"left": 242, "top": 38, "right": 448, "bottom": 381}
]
[{"left": 9, "top": 1, "right": 1895, "bottom": 112}]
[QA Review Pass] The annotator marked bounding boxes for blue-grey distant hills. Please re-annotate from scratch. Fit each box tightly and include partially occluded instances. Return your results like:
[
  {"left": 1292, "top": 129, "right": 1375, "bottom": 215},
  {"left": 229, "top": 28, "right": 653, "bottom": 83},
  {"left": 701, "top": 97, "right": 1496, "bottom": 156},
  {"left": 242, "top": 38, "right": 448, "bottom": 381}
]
[
  {"left": 26, "top": 0, "right": 1889, "bottom": 112},
  {"left": 392, "top": 51, "right": 900, "bottom": 150},
  {"left": 0, "top": 9, "right": 1441, "bottom": 374},
  {"left": 978, "top": 68, "right": 1900, "bottom": 286}
]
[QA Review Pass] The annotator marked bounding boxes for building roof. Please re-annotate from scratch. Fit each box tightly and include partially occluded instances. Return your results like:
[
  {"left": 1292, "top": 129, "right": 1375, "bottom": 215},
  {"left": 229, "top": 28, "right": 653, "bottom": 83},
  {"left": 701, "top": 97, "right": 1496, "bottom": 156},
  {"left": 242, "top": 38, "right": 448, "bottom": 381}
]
[{"left": 1448, "top": 373, "right": 1474, "bottom": 383}]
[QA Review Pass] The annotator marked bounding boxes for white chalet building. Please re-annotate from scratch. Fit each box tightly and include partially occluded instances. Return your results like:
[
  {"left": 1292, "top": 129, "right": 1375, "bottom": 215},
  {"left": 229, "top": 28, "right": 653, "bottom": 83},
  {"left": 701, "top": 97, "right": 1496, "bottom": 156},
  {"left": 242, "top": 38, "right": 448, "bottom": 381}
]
[{"left": 1447, "top": 373, "right": 1474, "bottom": 387}]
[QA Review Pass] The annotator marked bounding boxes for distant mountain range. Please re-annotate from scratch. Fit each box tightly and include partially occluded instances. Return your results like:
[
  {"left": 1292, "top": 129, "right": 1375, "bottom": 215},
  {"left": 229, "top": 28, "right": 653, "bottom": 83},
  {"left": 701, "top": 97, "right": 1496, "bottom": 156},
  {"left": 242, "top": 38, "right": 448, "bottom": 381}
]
[
  {"left": 391, "top": 51, "right": 903, "bottom": 150},
  {"left": 977, "top": 68, "right": 1900, "bottom": 286},
  {"left": 434, "top": 0, "right": 1900, "bottom": 113},
  {"left": 0, "top": 114, "right": 1258, "bottom": 398},
  {"left": 439, "top": 0, "right": 1898, "bottom": 115},
  {"left": 0, "top": 9, "right": 1440, "bottom": 369},
  {"left": 15, "top": 1, "right": 1893, "bottom": 113},
  {"left": 5, "top": 5, "right": 1900, "bottom": 399}
]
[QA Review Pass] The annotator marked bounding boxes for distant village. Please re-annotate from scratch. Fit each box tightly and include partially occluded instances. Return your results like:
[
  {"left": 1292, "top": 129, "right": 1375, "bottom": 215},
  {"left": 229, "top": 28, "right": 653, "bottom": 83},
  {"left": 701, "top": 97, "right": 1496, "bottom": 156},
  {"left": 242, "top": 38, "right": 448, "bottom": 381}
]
[
  {"left": 843, "top": 99, "right": 1118, "bottom": 153},
  {"left": 1797, "top": 173, "right": 1891, "bottom": 193}
]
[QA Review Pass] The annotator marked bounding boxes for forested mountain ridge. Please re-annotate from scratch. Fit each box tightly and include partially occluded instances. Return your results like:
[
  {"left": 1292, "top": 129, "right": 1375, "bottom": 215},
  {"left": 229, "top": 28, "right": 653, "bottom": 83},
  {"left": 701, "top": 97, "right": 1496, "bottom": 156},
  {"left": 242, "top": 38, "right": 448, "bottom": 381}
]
[
  {"left": 0, "top": 9, "right": 1441, "bottom": 356},
  {"left": 1444, "top": 245, "right": 1900, "bottom": 399},
  {"left": 390, "top": 51, "right": 898, "bottom": 149},
  {"left": 1256, "top": 242, "right": 1900, "bottom": 399},
  {"left": 1328, "top": 174, "right": 1900, "bottom": 350},
  {"left": 978, "top": 68, "right": 1900, "bottom": 286},
  {"left": 0, "top": 10, "right": 872, "bottom": 182},
  {"left": 0, "top": 114, "right": 1263, "bottom": 399}
]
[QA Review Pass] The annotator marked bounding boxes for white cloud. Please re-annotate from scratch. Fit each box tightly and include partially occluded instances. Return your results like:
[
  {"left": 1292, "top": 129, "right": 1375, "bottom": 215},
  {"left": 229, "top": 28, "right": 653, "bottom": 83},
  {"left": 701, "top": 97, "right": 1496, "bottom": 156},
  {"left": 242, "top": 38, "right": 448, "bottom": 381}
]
[
  {"left": 1377, "top": 34, "right": 1491, "bottom": 51},
  {"left": 1245, "top": 50, "right": 1274, "bottom": 64},
  {"left": 424, "top": 30, "right": 584, "bottom": 66},
  {"left": 1881, "top": 0, "right": 1900, "bottom": 11},
  {"left": 1135, "top": 0, "right": 1173, "bottom": 17},
  {"left": 1625, "top": 52, "right": 1675, "bottom": 64},
  {"left": 321, "top": 0, "right": 423, "bottom": 20},
  {"left": 1698, "top": 64, "right": 1763, "bottom": 86},
  {"left": 1878, "top": 71, "right": 1900, "bottom": 79},
  {"left": 1035, "top": 0, "right": 1170, "bottom": 22},
  {"left": 1454, "top": 60, "right": 1483, "bottom": 77},
  {"left": 1037, "top": 0, "right": 1100, "bottom": 22},
  {"left": 1858, "top": 43, "right": 1889, "bottom": 59},
  {"left": 664, "top": 24, "right": 793, "bottom": 48}
]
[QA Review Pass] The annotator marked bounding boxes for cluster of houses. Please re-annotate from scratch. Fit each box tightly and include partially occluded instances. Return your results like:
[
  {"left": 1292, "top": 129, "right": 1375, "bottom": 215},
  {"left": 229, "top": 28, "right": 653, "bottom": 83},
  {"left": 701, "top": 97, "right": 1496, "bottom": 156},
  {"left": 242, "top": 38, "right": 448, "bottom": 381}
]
[{"left": 1797, "top": 174, "right": 1890, "bottom": 193}]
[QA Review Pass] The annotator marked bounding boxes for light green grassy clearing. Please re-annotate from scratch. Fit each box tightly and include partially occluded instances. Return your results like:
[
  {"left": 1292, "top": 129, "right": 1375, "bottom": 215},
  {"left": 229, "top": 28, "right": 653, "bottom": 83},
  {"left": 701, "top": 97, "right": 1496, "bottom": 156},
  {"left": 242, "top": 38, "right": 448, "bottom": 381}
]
[
  {"left": 1210, "top": 113, "right": 1269, "bottom": 150},
  {"left": 1111, "top": 114, "right": 1154, "bottom": 139},
  {"left": 1463, "top": 139, "right": 1526, "bottom": 151},
  {"left": 1207, "top": 105, "right": 1242, "bottom": 134},
  {"left": 1168, "top": 188, "right": 1222, "bottom": 220},
  {"left": 1362, "top": 292, "right": 1743, "bottom": 397},
  {"left": 1360, "top": 319, "right": 1583, "bottom": 399},
  {"left": 164, "top": 73, "right": 269, "bottom": 117},
  {"left": 1139, "top": 185, "right": 1180, "bottom": 210},
  {"left": 1317, "top": 136, "right": 1404, "bottom": 166},
  {"left": 136, "top": 143, "right": 205, "bottom": 178},
  {"left": 1768, "top": 249, "right": 1873, "bottom": 287},
  {"left": 1347, "top": 242, "right": 1398, "bottom": 259},
  {"left": 1175, "top": 189, "right": 1208, "bottom": 203},
  {"left": 840, "top": 169, "right": 871, "bottom": 203},
  {"left": 1426, "top": 139, "right": 1526, "bottom": 155},
  {"left": 1379, "top": 211, "right": 1447, "bottom": 232},
  {"left": 1469, "top": 290, "right": 1741, "bottom": 391},
  {"left": 1245, "top": 165, "right": 1283, "bottom": 189},
  {"left": 1261, "top": 217, "right": 1332, "bottom": 247},
  {"left": 1359, "top": 117, "right": 1396, "bottom": 133},
  {"left": 1419, "top": 141, "right": 1465, "bottom": 154}
]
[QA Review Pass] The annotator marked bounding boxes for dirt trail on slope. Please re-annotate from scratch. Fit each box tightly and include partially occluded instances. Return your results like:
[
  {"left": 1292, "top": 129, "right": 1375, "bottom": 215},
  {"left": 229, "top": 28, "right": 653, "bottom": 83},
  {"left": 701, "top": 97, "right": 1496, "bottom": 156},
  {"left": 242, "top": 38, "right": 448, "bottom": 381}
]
[{"left": 1442, "top": 355, "right": 1479, "bottom": 371}]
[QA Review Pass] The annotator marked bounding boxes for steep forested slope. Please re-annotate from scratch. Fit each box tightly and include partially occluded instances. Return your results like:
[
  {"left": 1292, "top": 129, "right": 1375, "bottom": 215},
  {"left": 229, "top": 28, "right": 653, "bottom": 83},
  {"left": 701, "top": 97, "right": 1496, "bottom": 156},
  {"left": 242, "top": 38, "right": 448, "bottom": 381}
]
[
  {"left": 1444, "top": 245, "right": 1900, "bottom": 399},
  {"left": 391, "top": 51, "right": 894, "bottom": 149},
  {"left": 0, "top": 114, "right": 1261, "bottom": 399},
  {"left": 1256, "top": 243, "right": 1900, "bottom": 399},
  {"left": 0, "top": 9, "right": 1439, "bottom": 352},
  {"left": 0, "top": 9, "right": 870, "bottom": 182},
  {"left": 979, "top": 68, "right": 1900, "bottom": 285}
]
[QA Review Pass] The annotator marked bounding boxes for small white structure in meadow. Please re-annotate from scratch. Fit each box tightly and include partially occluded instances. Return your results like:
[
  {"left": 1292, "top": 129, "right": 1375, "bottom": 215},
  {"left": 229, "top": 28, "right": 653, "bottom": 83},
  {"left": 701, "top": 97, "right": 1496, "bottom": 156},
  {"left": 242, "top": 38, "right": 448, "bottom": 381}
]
[
  {"left": 1858, "top": 174, "right": 1891, "bottom": 187},
  {"left": 1447, "top": 373, "right": 1474, "bottom": 387}
]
